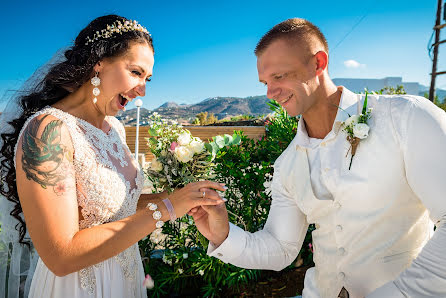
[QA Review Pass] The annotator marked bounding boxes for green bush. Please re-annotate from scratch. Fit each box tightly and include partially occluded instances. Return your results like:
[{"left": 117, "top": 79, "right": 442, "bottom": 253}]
[
  {"left": 228, "top": 114, "right": 255, "bottom": 122},
  {"left": 140, "top": 99, "right": 314, "bottom": 297}
]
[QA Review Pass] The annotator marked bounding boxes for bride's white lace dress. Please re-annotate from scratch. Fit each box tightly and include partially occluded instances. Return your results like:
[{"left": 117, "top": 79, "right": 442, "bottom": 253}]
[{"left": 15, "top": 106, "right": 147, "bottom": 298}]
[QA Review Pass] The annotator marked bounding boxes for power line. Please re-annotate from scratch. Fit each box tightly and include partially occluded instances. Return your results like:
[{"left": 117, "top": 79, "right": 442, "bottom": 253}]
[
  {"left": 428, "top": 30, "right": 435, "bottom": 60},
  {"left": 332, "top": 0, "right": 380, "bottom": 53},
  {"left": 332, "top": 15, "right": 368, "bottom": 52}
]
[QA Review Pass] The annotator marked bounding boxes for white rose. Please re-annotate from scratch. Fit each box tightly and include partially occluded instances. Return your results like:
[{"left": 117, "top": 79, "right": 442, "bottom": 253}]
[
  {"left": 353, "top": 123, "right": 370, "bottom": 139},
  {"left": 189, "top": 138, "right": 205, "bottom": 154},
  {"left": 150, "top": 158, "right": 163, "bottom": 172},
  {"left": 177, "top": 132, "right": 192, "bottom": 146},
  {"left": 174, "top": 146, "right": 194, "bottom": 163},
  {"left": 344, "top": 115, "right": 359, "bottom": 127}
]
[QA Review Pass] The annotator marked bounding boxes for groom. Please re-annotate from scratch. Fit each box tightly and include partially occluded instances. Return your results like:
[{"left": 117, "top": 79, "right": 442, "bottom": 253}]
[{"left": 190, "top": 18, "right": 446, "bottom": 298}]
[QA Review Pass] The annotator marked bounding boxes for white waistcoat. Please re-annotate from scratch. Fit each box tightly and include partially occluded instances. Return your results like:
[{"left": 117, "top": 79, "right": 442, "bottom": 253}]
[{"left": 279, "top": 95, "right": 433, "bottom": 298}]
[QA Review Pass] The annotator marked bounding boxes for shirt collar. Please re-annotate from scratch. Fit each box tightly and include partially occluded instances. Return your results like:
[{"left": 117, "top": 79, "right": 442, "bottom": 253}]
[
  {"left": 333, "top": 86, "right": 360, "bottom": 130},
  {"left": 295, "top": 86, "right": 359, "bottom": 148},
  {"left": 295, "top": 117, "right": 311, "bottom": 148}
]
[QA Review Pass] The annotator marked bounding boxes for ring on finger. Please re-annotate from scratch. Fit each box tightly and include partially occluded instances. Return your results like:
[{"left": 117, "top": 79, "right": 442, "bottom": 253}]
[{"left": 202, "top": 191, "right": 206, "bottom": 198}]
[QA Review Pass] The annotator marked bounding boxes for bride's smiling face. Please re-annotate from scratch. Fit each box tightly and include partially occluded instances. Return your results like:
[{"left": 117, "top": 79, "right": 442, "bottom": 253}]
[{"left": 94, "top": 42, "right": 154, "bottom": 115}]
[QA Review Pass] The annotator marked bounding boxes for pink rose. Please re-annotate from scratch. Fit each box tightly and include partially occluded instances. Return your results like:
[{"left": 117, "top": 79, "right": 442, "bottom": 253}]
[
  {"left": 143, "top": 274, "right": 154, "bottom": 289},
  {"left": 170, "top": 142, "right": 179, "bottom": 151}
]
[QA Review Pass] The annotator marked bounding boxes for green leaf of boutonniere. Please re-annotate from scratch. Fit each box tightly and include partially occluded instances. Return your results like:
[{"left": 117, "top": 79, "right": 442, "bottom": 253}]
[{"left": 361, "top": 92, "right": 368, "bottom": 115}]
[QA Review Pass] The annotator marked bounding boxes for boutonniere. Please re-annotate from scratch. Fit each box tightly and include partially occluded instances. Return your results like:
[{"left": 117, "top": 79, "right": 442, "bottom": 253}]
[{"left": 340, "top": 92, "right": 372, "bottom": 170}]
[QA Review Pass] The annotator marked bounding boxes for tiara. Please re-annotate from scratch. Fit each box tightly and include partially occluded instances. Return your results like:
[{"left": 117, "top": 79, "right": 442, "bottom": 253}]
[{"left": 85, "top": 19, "right": 150, "bottom": 45}]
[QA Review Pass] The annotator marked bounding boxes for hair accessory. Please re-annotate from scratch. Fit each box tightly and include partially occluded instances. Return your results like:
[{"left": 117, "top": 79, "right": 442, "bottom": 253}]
[
  {"left": 91, "top": 72, "right": 100, "bottom": 104},
  {"left": 85, "top": 19, "right": 150, "bottom": 45},
  {"left": 162, "top": 198, "right": 177, "bottom": 221},
  {"left": 146, "top": 202, "right": 164, "bottom": 229}
]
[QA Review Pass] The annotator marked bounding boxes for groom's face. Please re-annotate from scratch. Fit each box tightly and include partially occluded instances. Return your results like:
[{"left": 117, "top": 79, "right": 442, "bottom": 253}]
[{"left": 257, "top": 39, "right": 318, "bottom": 117}]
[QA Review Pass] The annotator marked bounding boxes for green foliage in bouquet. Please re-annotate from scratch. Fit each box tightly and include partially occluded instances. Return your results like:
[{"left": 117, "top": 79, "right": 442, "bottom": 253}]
[{"left": 141, "top": 102, "right": 315, "bottom": 297}]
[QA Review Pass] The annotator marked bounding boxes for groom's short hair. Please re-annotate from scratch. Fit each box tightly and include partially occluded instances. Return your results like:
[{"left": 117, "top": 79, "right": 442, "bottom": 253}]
[{"left": 255, "top": 18, "right": 328, "bottom": 58}]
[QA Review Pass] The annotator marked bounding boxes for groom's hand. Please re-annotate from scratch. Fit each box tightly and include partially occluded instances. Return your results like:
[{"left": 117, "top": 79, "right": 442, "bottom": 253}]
[{"left": 189, "top": 191, "right": 229, "bottom": 247}]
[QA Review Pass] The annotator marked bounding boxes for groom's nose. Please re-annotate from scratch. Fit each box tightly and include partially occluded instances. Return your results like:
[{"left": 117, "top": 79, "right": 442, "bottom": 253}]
[{"left": 267, "top": 84, "right": 280, "bottom": 100}]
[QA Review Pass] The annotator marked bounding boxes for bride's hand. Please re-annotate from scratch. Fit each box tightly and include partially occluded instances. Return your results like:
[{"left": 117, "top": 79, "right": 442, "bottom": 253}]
[{"left": 168, "top": 181, "right": 226, "bottom": 218}]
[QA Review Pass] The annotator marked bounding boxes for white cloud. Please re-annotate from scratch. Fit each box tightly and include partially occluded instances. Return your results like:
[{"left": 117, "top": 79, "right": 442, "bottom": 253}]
[{"left": 344, "top": 60, "right": 366, "bottom": 68}]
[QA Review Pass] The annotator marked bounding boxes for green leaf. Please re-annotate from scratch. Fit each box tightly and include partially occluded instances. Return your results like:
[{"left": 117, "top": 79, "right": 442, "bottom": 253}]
[
  {"left": 197, "top": 231, "right": 209, "bottom": 249},
  {"left": 232, "top": 135, "right": 241, "bottom": 145},
  {"left": 148, "top": 127, "right": 159, "bottom": 137},
  {"left": 223, "top": 134, "right": 233, "bottom": 145},
  {"left": 204, "top": 143, "right": 213, "bottom": 153},
  {"left": 149, "top": 137, "right": 158, "bottom": 146},
  {"left": 211, "top": 143, "right": 219, "bottom": 155},
  {"left": 362, "top": 91, "right": 368, "bottom": 115},
  {"left": 214, "top": 135, "right": 225, "bottom": 148}
]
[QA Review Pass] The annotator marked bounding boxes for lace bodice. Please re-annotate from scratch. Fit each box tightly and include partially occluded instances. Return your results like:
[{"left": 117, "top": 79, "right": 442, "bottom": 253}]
[{"left": 15, "top": 106, "right": 145, "bottom": 294}]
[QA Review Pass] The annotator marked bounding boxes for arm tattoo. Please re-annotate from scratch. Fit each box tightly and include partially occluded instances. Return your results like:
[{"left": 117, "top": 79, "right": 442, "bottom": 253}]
[{"left": 21, "top": 115, "right": 74, "bottom": 196}]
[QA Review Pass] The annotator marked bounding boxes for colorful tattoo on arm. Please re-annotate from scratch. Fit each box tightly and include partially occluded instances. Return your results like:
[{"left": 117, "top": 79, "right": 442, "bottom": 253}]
[{"left": 21, "top": 115, "right": 74, "bottom": 195}]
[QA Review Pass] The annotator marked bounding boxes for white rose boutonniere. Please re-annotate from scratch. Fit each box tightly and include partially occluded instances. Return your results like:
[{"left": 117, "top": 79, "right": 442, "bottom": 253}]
[
  {"left": 353, "top": 123, "right": 370, "bottom": 139},
  {"left": 340, "top": 92, "right": 372, "bottom": 170},
  {"left": 344, "top": 114, "right": 359, "bottom": 127}
]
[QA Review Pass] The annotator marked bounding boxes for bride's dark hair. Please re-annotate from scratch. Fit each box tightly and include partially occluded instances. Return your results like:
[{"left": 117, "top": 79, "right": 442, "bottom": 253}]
[{"left": 0, "top": 14, "right": 154, "bottom": 246}]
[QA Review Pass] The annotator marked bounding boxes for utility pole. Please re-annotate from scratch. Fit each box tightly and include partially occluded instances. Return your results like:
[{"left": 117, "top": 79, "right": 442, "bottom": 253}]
[{"left": 429, "top": 0, "right": 445, "bottom": 102}]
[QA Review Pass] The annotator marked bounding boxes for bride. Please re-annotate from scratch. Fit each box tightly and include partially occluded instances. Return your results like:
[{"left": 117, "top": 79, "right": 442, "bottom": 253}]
[{"left": 0, "top": 14, "right": 225, "bottom": 298}]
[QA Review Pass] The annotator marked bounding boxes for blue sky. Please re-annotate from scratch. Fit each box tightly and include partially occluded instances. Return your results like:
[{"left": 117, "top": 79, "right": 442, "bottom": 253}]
[{"left": 0, "top": 0, "right": 440, "bottom": 110}]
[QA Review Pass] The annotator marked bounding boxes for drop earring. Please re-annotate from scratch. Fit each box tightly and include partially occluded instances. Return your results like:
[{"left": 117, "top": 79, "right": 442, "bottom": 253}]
[{"left": 91, "top": 72, "right": 101, "bottom": 104}]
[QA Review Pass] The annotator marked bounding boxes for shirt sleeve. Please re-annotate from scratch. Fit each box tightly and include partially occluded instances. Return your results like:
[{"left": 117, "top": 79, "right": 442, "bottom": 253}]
[
  {"left": 207, "top": 148, "right": 309, "bottom": 271},
  {"left": 368, "top": 96, "right": 446, "bottom": 297}
]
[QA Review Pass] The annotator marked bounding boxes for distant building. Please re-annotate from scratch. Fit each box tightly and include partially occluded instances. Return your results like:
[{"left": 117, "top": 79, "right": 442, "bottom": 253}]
[{"left": 333, "top": 77, "right": 419, "bottom": 95}]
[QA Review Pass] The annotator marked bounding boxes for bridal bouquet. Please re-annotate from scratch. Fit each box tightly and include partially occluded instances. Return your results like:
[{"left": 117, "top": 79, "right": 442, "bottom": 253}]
[{"left": 145, "top": 113, "right": 241, "bottom": 193}]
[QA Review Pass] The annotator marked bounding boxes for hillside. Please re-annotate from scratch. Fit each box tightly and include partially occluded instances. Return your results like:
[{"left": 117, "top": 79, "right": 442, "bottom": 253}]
[{"left": 116, "top": 95, "right": 271, "bottom": 125}]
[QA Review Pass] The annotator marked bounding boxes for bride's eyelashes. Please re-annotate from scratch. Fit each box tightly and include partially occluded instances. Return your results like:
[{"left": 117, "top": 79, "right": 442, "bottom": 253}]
[
  {"left": 131, "top": 70, "right": 152, "bottom": 82},
  {"left": 131, "top": 70, "right": 144, "bottom": 77}
]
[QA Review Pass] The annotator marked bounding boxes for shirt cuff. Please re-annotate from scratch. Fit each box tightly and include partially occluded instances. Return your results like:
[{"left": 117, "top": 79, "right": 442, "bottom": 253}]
[
  {"left": 207, "top": 223, "right": 246, "bottom": 263},
  {"left": 366, "top": 281, "right": 405, "bottom": 298}
]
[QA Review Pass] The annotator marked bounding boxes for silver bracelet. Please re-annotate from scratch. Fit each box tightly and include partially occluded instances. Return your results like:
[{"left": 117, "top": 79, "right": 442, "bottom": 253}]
[
  {"left": 162, "top": 198, "right": 177, "bottom": 221},
  {"left": 146, "top": 202, "right": 164, "bottom": 228}
]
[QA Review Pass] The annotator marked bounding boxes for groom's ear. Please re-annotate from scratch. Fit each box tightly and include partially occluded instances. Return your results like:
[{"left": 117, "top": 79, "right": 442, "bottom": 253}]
[{"left": 314, "top": 51, "right": 328, "bottom": 76}]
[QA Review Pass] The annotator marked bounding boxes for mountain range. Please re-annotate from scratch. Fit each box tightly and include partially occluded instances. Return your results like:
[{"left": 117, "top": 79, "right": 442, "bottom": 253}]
[
  {"left": 116, "top": 95, "right": 272, "bottom": 125},
  {"left": 116, "top": 85, "right": 446, "bottom": 126},
  {"left": 418, "top": 84, "right": 446, "bottom": 100}
]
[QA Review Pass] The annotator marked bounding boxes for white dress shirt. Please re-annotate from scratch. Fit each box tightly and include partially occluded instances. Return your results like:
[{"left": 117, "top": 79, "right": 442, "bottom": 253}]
[{"left": 208, "top": 87, "right": 446, "bottom": 298}]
